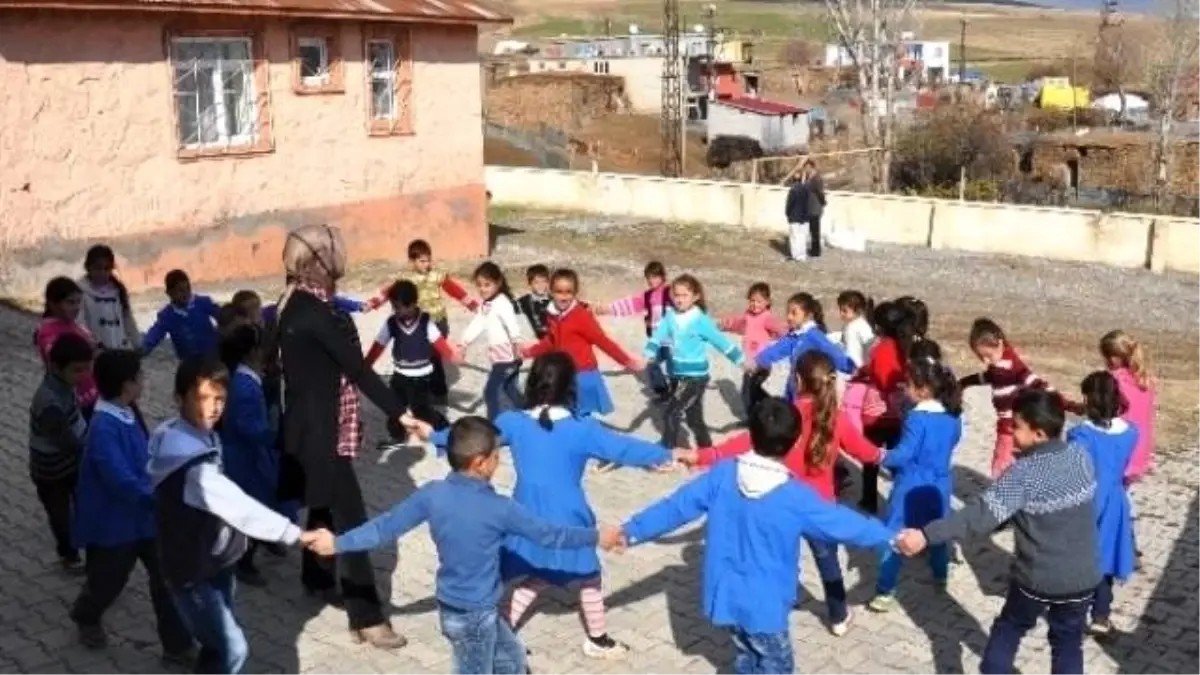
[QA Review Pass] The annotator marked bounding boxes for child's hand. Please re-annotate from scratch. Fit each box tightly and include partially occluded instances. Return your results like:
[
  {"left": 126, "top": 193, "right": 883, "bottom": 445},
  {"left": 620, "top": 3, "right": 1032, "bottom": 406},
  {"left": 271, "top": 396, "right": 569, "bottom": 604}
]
[
  {"left": 464, "top": 298, "right": 481, "bottom": 312},
  {"left": 300, "top": 529, "right": 337, "bottom": 557},
  {"left": 598, "top": 525, "right": 627, "bottom": 553},
  {"left": 894, "top": 529, "right": 927, "bottom": 556},
  {"left": 400, "top": 411, "right": 434, "bottom": 441},
  {"left": 592, "top": 304, "right": 610, "bottom": 316},
  {"left": 672, "top": 448, "right": 700, "bottom": 467},
  {"left": 627, "top": 357, "right": 647, "bottom": 372}
]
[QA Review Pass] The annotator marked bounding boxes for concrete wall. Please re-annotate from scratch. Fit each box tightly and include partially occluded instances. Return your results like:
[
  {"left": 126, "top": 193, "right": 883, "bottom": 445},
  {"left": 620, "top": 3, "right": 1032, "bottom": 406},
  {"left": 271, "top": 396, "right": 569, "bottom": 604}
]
[
  {"left": 512, "top": 56, "right": 663, "bottom": 112},
  {"left": 485, "top": 166, "right": 1200, "bottom": 275},
  {"left": 1, "top": 9, "right": 488, "bottom": 296}
]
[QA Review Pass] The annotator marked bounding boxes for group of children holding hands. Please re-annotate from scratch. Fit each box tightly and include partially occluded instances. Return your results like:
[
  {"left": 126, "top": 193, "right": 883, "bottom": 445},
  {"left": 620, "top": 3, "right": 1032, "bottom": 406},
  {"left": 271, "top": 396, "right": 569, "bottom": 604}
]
[{"left": 26, "top": 237, "right": 1157, "bottom": 675}]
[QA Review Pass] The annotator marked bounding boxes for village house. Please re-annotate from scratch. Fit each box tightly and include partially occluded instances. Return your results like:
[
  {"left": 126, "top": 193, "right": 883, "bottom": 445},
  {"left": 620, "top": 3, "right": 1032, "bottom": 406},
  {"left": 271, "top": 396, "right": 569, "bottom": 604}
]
[{"left": 0, "top": 0, "right": 509, "bottom": 295}]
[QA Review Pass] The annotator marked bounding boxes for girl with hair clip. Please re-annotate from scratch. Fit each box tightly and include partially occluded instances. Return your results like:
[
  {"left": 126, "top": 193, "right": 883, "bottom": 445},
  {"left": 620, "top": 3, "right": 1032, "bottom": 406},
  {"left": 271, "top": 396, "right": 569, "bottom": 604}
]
[
  {"left": 869, "top": 349, "right": 963, "bottom": 613},
  {"left": 77, "top": 245, "right": 139, "bottom": 351},
  {"left": 405, "top": 353, "right": 689, "bottom": 659},
  {"left": 458, "top": 261, "right": 524, "bottom": 420},
  {"left": 1065, "top": 371, "right": 1137, "bottom": 635},
  {"left": 684, "top": 350, "right": 882, "bottom": 636}
]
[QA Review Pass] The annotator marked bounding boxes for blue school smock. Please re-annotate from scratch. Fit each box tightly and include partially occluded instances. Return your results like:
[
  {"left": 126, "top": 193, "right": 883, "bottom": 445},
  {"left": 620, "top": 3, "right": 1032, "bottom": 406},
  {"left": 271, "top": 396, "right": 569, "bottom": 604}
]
[
  {"left": 1067, "top": 420, "right": 1137, "bottom": 581},
  {"left": 218, "top": 366, "right": 278, "bottom": 507},
  {"left": 432, "top": 406, "right": 669, "bottom": 583},
  {"left": 879, "top": 401, "right": 962, "bottom": 529},
  {"left": 574, "top": 369, "right": 614, "bottom": 416},
  {"left": 74, "top": 401, "right": 156, "bottom": 547}
]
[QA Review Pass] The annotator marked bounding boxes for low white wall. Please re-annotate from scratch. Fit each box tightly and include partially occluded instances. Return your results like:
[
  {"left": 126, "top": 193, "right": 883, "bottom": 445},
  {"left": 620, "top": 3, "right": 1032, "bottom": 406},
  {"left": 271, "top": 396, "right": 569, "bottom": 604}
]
[{"left": 485, "top": 166, "right": 1200, "bottom": 275}]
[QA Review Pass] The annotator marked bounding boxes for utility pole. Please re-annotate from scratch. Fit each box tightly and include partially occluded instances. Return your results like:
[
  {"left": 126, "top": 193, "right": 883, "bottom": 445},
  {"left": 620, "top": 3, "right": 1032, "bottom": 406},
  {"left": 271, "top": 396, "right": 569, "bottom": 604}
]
[
  {"left": 1070, "top": 53, "right": 1078, "bottom": 131},
  {"left": 704, "top": 3, "right": 718, "bottom": 101},
  {"left": 661, "top": 0, "right": 683, "bottom": 177},
  {"left": 958, "top": 18, "right": 968, "bottom": 82}
]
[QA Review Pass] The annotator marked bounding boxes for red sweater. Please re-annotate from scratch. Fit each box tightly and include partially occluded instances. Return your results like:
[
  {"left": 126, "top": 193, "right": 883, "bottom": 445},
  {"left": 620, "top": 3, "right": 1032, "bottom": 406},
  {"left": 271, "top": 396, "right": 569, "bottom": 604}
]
[
  {"left": 524, "top": 302, "right": 634, "bottom": 372},
  {"left": 959, "top": 343, "right": 1053, "bottom": 435},
  {"left": 696, "top": 396, "right": 881, "bottom": 501}
]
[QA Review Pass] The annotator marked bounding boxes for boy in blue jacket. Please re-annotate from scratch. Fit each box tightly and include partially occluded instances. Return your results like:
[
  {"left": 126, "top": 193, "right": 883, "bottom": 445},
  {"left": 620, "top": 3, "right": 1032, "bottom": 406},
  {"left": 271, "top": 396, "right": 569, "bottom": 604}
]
[
  {"left": 306, "top": 416, "right": 625, "bottom": 675},
  {"left": 142, "top": 269, "right": 222, "bottom": 360},
  {"left": 619, "top": 398, "right": 896, "bottom": 674},
  {"left": 70, "top": 349, "right": 194, "bottom": 662},
  {"left": 753, "top": 292, "right": 854, "bottom": 401}
]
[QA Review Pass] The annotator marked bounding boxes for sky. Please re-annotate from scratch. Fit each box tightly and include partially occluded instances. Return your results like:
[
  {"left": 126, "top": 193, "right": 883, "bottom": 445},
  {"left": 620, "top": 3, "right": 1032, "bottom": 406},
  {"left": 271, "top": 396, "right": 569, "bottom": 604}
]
[{"left": 1021, "top": 0, "right": 1162, "bottom": 12}]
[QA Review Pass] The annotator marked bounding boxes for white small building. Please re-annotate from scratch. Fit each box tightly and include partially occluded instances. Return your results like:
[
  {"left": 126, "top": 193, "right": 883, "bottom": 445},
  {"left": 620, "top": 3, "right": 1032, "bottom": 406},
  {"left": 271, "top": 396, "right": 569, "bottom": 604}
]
[
  {"left": 706, "top": 97, "right": 809, "bottom": 153},
  {"left": 824, "top": 39, "right": 951, "bottom": 82}
]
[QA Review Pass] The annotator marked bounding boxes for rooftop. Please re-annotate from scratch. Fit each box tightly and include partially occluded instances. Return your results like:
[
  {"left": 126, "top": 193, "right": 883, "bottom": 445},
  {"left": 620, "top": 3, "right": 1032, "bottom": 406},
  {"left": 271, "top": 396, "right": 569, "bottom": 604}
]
[
  {"left": 719, "top": 97, "right": 807, "bottom": 115},
  {"left": 0, "top": 0, "right": 511, "bottom": 24}
]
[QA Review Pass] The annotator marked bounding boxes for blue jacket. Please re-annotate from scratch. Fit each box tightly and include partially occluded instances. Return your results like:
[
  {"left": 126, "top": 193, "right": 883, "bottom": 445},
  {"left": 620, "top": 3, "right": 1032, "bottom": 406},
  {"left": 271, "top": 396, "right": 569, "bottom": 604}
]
[
  {"left": 643, "top": 307, "right": 743, "bottom": 378},
  {"left": 336, "top": 472, "right": 599, "bottom": 611},
  {"left": 74, "top": 400, "right": 156, "bottom": 546},
  {"left": 623, "top": 455, "right": 894, "bottom": 633},
  {"left": 431, "top": 407, "right": 668, "bottom": 580},
  {"left": 1067, "top": 420, "right": 1137, "bottom": 581},
  {"left": 261, "top": 295, "right": 365, "bottom": 325},
  {"left": 880, "top": 401, "right": 962, "bottom": 529},
  {"left": 755, "top": 322, "right": 854, "bottom": 400},
  {"left": 142, "top": 295, "right": 221, "bottom": 360},
  {"left": 217, "top": 367, "right": 278, "bottom": 507}
]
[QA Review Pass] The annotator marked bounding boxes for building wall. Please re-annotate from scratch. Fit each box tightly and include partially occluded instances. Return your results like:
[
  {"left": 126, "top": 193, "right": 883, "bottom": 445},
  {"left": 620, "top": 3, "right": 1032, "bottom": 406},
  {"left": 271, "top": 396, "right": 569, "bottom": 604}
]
[
  {"left": 513, "top": 56, "right": 663, "bottom": 113},
  {"left": 0, "top": 9, "right": 487, "bottom": 295},
  {"left": 707, "top": 103, "right": 809, "bottom": 153}
]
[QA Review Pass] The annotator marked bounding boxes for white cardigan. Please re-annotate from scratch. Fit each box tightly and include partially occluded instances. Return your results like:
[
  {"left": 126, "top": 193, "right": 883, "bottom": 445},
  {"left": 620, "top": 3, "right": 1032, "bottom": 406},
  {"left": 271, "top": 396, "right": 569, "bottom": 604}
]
[{"left": 461, "top": 295, "right": 522, "bottom": 364}]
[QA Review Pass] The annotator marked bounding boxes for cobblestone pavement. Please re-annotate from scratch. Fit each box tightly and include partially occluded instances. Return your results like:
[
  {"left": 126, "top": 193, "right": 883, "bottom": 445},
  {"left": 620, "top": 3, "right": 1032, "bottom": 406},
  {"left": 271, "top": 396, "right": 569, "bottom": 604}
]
[{"left": 0, "top": 297, "right": 1196, "bottom": 674}]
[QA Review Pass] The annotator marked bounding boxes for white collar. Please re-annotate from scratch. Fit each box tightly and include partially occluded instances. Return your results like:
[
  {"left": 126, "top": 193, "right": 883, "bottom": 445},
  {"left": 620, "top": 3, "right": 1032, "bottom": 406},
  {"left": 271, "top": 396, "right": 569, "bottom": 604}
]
[
  {"left": 1083, "top": 418, "right": 1130, "bottom": 435},
  {"left": 525, "top": 405, "right": 572, "bottom": 421},
  {"left": 791, "top": 320, "right": 816, "bottom": 335},
  {"left": 169, "top": 298, "right": 194, "bottom": 316},
  {"left": 236, "top": 364, "right": 262, "bottom": 385},
  {"left": 547, "top": 300, "right": 577, "bottom": 317},
  {"left": 913, "top": 400, "right": 946, "bottom": 413},
  {"left": 95, "top": 399, "right": 137, "bottom": 425}
]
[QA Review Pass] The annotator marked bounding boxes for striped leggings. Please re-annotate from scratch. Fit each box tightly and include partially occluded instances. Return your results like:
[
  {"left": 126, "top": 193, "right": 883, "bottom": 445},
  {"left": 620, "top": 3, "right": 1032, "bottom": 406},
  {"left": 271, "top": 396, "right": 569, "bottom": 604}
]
[{"left": 507, "top": 576, "right": 607, "bottom": 637}]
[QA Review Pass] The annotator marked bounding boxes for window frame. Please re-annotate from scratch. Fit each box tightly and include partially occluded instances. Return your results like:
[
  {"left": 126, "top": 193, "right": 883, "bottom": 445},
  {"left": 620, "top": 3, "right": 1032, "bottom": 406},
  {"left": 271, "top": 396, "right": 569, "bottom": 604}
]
[
  {"left": 165, "top": 25, "right": 273, "bottom": 161},
  {"left": 365, "top": 25, "right": 414, "bottom": 137},
  {"left": 290, "top": 24, "right": 344, "bottom": 95}
]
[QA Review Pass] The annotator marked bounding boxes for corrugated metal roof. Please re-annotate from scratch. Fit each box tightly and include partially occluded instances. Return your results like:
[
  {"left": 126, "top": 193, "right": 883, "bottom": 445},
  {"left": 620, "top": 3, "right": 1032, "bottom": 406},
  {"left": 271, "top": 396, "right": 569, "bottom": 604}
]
[
  {"left": 720, "top": 97, "right": 807, "bottom": 116},
  {"left": 0, "top": 0, "right": 511, "bottom": 24}
]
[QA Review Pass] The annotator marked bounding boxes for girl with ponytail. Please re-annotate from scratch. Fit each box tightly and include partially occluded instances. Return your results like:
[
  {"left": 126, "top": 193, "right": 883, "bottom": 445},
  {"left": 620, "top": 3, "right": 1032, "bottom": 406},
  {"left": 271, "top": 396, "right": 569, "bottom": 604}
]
[{"left": 406, "top": 352, "right": 688, "bottom": 658}]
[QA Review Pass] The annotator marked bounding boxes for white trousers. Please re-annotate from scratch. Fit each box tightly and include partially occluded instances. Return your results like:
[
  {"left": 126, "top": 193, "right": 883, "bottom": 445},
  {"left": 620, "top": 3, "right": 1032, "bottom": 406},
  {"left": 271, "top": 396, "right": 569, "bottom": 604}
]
[{"left": 788, "top": 221, "right": 808, "bottom": 261}]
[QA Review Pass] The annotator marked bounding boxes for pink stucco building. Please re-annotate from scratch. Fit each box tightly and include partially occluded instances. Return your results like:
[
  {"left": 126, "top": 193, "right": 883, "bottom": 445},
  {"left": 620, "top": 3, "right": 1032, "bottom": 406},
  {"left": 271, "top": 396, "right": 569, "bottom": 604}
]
[{"left": 0, "top": 0, "right": 509, "bottom": 295}]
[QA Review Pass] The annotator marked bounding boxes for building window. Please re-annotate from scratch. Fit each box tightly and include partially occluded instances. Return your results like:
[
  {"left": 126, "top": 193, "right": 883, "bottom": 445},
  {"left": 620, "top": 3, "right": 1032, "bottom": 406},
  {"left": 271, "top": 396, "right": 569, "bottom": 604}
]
[
  {"left": 170, "top": 34, "right": 272, "bottom": 158},
  {"left": 366, "top": 27, "right": 413, "bottom": 136},
  {"left": 291, "top": 26, "right": 344, "bottom": 94}
]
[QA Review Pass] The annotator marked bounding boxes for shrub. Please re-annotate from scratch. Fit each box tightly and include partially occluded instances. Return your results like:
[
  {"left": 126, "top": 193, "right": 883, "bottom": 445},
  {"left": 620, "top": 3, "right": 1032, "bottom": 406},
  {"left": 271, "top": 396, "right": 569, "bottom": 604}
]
[{"left": 890, "top": 105, "right": 1014, "bottom": 193}]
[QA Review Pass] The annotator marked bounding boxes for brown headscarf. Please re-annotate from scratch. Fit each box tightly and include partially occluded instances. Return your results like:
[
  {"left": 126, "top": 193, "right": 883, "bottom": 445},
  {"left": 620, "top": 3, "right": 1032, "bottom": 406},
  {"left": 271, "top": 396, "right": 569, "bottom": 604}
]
[{"left": 276, "top": 224, "right": 347, "bottom": 315}]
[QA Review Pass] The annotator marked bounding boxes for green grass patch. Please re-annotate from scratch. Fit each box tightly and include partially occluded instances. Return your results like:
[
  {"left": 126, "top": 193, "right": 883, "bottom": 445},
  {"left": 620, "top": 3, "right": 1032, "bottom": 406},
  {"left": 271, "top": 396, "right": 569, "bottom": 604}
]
[{"left": 512, "top": 2, "right": 831, "bottom": 41}]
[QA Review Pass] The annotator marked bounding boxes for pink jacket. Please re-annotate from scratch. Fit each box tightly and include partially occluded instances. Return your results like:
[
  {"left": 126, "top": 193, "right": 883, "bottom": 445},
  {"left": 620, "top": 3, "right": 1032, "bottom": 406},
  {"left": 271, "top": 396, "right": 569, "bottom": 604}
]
[
  {"left": 1112, "top": 366, "right": 1156, "bottom": 482},
  {"left": 717, "top": 311, "right": 786, "bottom": 362},
  {"left": 34, "top": 318, "right": 98, "bottom": 407}
]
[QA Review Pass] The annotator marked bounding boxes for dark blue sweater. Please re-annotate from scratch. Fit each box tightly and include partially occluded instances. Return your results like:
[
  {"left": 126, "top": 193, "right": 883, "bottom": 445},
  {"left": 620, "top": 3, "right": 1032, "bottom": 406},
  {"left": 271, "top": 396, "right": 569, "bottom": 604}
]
[
  {"left": 74, "top": 400, "right": 156, "bottom": 547},
  {"left": 142, "top": 295, "right": 221, "bottom": 360}
]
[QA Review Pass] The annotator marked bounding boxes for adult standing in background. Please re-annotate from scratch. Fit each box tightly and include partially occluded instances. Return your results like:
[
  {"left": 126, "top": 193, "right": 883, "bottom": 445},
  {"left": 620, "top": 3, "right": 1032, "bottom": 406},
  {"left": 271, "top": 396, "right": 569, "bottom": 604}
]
[
  {"left": 274, "top": 224, "right": 408, "bottom": 650},
  {"left": 784, "top": 159, "right": 827, "bottom": 260}
]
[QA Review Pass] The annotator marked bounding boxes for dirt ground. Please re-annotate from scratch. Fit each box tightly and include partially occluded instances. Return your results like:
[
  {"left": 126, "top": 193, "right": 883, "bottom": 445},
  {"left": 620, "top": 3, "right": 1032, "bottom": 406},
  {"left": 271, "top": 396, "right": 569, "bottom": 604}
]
[{"left": 330, "top": 208, "right": 1200, "bottom": 455}]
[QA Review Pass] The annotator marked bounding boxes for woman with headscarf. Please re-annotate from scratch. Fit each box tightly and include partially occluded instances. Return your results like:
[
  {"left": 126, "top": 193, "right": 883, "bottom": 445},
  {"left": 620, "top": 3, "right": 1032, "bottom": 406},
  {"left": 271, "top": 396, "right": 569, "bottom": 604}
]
[{"left": 272, "top": 224, "right": 408, "bottom": 649}]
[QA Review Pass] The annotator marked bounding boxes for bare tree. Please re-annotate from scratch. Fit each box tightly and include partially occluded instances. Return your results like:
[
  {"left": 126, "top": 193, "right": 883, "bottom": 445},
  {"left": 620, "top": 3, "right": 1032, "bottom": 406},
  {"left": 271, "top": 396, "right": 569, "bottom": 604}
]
[
  {"left": 1146, "top": 0, "right": 1199, "bottom": 206},
  {"left": 1093, "top": 3, "right": 1141, "bottom": 120},
  {"left": 819, "top": 0, "right": 919, "bottom": 191}
]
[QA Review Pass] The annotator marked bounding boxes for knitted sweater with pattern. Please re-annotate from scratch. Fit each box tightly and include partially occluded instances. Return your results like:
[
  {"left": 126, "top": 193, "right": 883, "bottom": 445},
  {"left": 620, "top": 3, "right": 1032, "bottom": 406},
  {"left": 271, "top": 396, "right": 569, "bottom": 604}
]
[{"left": 923, "top": 439, "right": 1100, "bottom": 598}]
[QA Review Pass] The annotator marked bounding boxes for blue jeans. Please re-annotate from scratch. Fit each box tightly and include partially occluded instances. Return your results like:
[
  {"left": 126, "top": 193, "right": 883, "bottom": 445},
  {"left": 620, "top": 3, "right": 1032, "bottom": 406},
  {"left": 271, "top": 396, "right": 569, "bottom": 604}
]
[
  {"left": 484, "top": 362, "right": 522, "bottom": 421},
  {"left": 876, "top": 542, "right": 949, "bottom": 594},
  {"left": 980, "top": 581, "right": 1091, "bottom": 675},
  {"left": 646, "top": 345, "right": 671, "bottom": 392},
  {"left": 806, "top": 538, "right": 849, "bottom": 624},
  {"left": 1091, "top": 575, "right": 1114, "bottom": 621},
  {"left": 438, "top": 604, "right": 527, "bottom": 675},
  {"left": 169, "top": 568, "right": 248, "bottom": 674},
  {"left": 731, "top": 628, "right": 793, "bottom": 674}
]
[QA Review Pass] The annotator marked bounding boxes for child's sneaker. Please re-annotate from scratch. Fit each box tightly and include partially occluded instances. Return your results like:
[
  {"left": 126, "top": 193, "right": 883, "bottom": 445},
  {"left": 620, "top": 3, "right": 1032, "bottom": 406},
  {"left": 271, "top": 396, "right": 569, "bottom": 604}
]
[
  {"left": 1089, "top": 619, "right": 1114, "bottom": 636},
  {"left": 830, "top": 609, "right": 854, "bottom": 637},
  {"left": 581, "top": 634, "right": 629, "bottom": 660},
  {"left": 76, "top": 622, "right": 108, "bottom": 650},
  {"left": 950, "top": 543, "right": 964, "bottom": 565},
  {"left": 60, "top": 555, "right": 85, "bottom": 575},
  {"left": 867, "top": 594, "right": 896, "bottom": 613}
]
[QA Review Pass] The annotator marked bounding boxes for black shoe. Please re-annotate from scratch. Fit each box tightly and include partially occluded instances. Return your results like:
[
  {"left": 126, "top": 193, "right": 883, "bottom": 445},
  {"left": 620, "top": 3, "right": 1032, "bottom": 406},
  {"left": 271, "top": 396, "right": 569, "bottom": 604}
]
[
  {"left": 76, "top": 622, "right": 108, "bottom": 650},
  {"left": 60, "top": 555, "right": 85, "bottom": 575}
]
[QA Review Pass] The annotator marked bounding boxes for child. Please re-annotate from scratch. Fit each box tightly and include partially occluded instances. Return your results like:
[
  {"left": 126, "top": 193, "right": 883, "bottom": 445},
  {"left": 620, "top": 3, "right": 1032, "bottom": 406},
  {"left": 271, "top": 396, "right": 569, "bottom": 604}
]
[
  {"left": 836, "top": 290, "right": 875, "bottom": 369},
  {"left": 408, "top": 353, "right": 682, "bottom": 659},
  {"left": 70, "top": 349, "right": 194, "bottom": 660},
  {"left": 619, "top": 398, "right": 896, "bottom": 675},
  {"left": 687, "top": 350, "right": 882, "bottom": 635},
  {"left": 868, "top": 352, "right": 963, "bottom": 612},
  {"left": 367, "top": 239, "right": 480, "bottom": 402},
  {"left": 217, "top": 324, "right": 283, "bottom": 587},
  {"left": 717, "top": 282, "right": 786, "bottom": 417},
  {"left": 365, "top": 280, "right": 456, "bottom": 430},
  {"left": 29, "top": 333, "right": 94, "bottom": 572},
  {"left": 644, "top": 274, "right": 743, "bottom": 449},
  {"left": 459, "top": 262, "right": 524, "bottom": 420},
  {"left": 230, "top": 290, "right": 263, "bottom": 323},
  {"left": 77, "top": 244, "right": 139, "bottom": 351},
  {"left": 262, "top": 279, "right": 365, "bottom": 325},
  {"left": 1099, "top": 330, "right": 1156, "bottom": 486},
  {"left": 515, "top": 264, "right": 552, "bottom": 340},
  {"left": 524, "top": 268, "right": 643, "bottom": 417},
  {"left": 35, "top": 276, "right": 99, "bottom": 415},
  {"left": 142, "top": 269, "right": 222, "bottom": 360},
  {"left": 752, "top": 292, "right": 854, "bottom": 402},
  {"left": 597, "top": 261, "right": 672, "bottom": 398},
  {"left": 959, "top": 317, "right": 1057, "bottom": 479},
  {"left": 894, "top": 389, "right": 1100, "bottom": 675},
  {"left": 307, "top": 416, "right": 622, "bottom": 675},
  {"left": 148, "top": 356, "right": 308, "bottom": 674},
  {"left": 1066, "top": 371, "right": 1137, "bottom": 635}
]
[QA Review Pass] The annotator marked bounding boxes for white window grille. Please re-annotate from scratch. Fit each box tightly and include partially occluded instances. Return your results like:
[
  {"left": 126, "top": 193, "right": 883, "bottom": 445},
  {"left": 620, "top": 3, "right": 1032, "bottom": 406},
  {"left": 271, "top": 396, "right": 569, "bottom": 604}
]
[
  {"left": 298, "top": 36, "right": 330, "bottom": 86},
  {"left": 171, "top": 37, "right": 258, "bottom": 150},
  {"left": 367, "top": 39, "right": 396, "bottom": 120}
]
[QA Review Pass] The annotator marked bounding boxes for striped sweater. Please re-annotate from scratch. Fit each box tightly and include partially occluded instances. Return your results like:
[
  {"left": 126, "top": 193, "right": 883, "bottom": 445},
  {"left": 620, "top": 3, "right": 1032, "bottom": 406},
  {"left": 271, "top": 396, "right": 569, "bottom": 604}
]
[
  {"left": 29, "top": 372, "right": 87, "bottom": 481},
  {"left": 959, "top": 344, "right": 1053, "bottom": 435}
]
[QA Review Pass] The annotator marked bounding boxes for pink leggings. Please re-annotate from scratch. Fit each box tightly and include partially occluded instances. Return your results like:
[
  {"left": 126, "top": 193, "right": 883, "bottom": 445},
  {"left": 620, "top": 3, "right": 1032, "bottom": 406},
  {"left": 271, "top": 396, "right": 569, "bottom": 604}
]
[
  {"left": 508, "top": 576, "right": 607, "bottom": 637},
  {"left": 991, "top": 432, "right": 1015, "bottom": 479}
]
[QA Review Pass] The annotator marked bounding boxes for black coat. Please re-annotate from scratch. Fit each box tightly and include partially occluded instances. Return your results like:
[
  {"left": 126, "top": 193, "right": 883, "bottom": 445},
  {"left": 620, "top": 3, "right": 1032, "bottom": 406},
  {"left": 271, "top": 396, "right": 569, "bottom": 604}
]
[
  {"left": 785, "top": 174, "right": 826, "bottom": 222},
  {"left": 276, "top": 289, "right": 403, "bottom": 508}
]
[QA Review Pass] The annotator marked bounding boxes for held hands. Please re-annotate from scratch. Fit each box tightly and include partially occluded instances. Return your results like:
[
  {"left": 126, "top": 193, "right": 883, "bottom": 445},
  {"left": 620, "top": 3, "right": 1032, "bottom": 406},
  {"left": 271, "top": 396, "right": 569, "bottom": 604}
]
[
  {"left": 627, "top": 357, "right": 647, "bottom": 373},
  {"left": 299, "top": 528, "right": 337, "bottom": 557},
  {"left": 400, "top": 411, "right": 434, "bottom": 441},
  {"left": 592, "top": 304, "right": 610, "bottom": 316},
  {"left": 893, "top": 528, "right": 928, "bottom": 556},
  {"left": 598, "top": 525, "right": 628, "bottom": 554}
]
